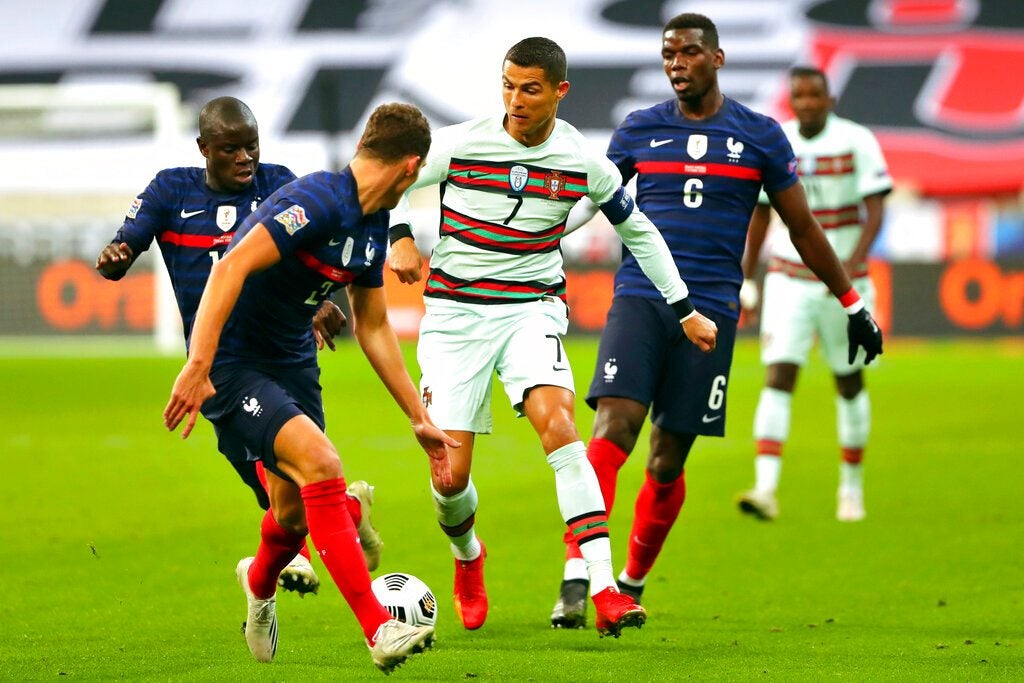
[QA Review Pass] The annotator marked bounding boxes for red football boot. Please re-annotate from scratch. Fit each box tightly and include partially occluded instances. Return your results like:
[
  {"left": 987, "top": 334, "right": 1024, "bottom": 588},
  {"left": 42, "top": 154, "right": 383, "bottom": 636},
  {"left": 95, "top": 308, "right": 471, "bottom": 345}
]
[
  {"left": 592, "top": 586, "right": 646, "bottom": 638},
  {"left": 453, "top": 541, "right": 488, "bottom": 630}
]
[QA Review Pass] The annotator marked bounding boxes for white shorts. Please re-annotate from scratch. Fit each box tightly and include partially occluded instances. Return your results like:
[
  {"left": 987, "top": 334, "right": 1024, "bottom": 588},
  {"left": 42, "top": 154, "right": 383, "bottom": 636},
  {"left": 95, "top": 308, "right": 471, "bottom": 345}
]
[
  {"left": 416, "top": 297, "right": 574, "bottom": 433},
  {"left": 760, "top": 272, "right": 876, "bottom": 374}
]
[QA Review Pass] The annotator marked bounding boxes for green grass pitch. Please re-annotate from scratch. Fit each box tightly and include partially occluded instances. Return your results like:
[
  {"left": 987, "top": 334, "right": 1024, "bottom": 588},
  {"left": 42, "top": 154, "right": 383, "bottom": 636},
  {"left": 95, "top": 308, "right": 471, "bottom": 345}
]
[{"left": 0, "top": 338, "right": 1020, "bottom": 681}]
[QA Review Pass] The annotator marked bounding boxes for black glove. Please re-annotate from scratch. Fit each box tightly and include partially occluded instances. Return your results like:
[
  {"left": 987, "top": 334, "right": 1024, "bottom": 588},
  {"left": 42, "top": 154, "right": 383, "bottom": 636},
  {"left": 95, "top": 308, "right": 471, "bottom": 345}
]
[{"left": 847, "top": 308, "right": 883, "bottom": 365}]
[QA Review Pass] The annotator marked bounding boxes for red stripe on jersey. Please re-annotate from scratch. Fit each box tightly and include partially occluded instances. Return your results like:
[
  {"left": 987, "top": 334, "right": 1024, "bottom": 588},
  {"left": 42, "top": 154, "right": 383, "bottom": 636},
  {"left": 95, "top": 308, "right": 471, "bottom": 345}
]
[
  {"left": 635, "top": 160, "right": 763, "bottom": 181},
  {"left": 813, "top": 205, "right": 861, "bottom": 230},
  {"left": 805, "top": 153, "right": 854, "bottom": 176},
  {"left": 427, "top": 271, "right": 549, "bottom": 295},
  {"left": 295, "top": 250, "right": 356, "bottom": 283},
  {"left": 159, "top": 231, "right": 234, "bottom": 248}
]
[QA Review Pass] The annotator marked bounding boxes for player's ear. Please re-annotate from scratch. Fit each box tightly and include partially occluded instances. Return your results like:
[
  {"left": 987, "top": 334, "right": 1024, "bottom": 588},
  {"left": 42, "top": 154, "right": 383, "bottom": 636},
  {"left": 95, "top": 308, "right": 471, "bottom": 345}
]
[
  {"left": 196, "top": 136, "right": 208, "bottom": 158},
  {"left": 556, "top": 80, "right": 570, "bottom": 101},
  {"left": 714, "top": 48, "right": 725, "bottom": 69},
  {"left": 404, "top": 155, "right": 422, "bottom": 177}
]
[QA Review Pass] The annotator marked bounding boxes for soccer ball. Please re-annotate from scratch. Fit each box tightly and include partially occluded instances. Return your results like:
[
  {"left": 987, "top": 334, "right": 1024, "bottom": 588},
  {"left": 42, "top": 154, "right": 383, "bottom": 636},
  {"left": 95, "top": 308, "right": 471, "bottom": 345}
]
[{"left": 371, "top": 572, "right": 438, "bottom": 627}]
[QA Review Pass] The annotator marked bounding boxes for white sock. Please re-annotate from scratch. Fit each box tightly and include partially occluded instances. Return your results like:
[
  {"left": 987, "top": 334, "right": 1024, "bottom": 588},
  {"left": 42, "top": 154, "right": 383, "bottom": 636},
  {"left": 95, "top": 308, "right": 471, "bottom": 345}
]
[
  {"left": 431, "top": 478, "right": 481, "bottom": 561},
  {"left": 836, "top": 391, "right": 870, "bottom": 450},
  {"left": 547, "top": 441, "right": 615, "bottom": 594},
  {"left": 617, "top": 570, "right": 645, "bottom": 588},
  {"left": 563, "top": 558, "right": 587, "bottom": 582},
  {"left": 755, "top": 455, "right": 782, "bottom": 494},
  {"left": 753, "top": 387, "right": 792, "bottom": 492},
  {"left": 840, "top": 462, "right": 864, "bottom": 491}
]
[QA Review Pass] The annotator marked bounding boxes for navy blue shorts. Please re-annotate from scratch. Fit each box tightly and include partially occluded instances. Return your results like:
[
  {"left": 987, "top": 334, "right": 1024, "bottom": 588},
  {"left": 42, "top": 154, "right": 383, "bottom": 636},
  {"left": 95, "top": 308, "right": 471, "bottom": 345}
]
[
  {"left": 201, "top": 363, "right": 325, "bottom": 479},
  {"left": 212, "top": 428, "right": 270, "bottom": 509},
  {"left": 586, "top": 296, "right": 737, "bottom": 436}
]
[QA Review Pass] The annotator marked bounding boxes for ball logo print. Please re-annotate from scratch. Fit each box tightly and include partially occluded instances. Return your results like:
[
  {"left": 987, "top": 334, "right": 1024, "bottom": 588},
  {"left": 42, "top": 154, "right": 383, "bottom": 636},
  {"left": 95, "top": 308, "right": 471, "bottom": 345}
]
[{"left": 371, "top": 573, "right": 437, "bottom": 627}]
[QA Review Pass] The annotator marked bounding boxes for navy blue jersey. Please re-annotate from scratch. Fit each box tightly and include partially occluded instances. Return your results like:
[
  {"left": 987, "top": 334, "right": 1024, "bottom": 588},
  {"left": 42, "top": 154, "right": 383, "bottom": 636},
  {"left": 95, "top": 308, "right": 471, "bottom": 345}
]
[
  {"left": 214, "top": 169, "right": 388, "bottom": 368},
  {"left": 112, "top": 163, "right": 297, "bottom": 345},
  {"left": 609, "top": 98, "right": 798, "bottom": 320}
]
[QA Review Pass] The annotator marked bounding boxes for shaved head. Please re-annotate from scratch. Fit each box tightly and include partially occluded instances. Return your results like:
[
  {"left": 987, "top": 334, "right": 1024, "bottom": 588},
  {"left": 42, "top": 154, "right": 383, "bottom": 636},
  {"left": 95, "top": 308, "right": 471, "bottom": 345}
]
[{"left": 198, "top": 96, "right": 257, "bottom": 140}]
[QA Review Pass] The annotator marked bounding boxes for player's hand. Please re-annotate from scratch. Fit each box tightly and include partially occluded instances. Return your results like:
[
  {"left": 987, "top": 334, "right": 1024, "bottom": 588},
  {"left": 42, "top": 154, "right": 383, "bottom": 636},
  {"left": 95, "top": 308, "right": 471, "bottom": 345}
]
[
  {"left": 388, "top": 234, "right": 423, "bottom": 284},
  {"left": 163, "top": 361, "right": 216, "bottom": 439},
  {"left": 313, "top": 299, "right": 346, "bottom": 351},
  {"left": 682, "top": 312, "right": 718, "bottom": 353},
  {"left": 95, "top": 242, "right": 134, "bottom": 277},
  {"left": 847, "top": 308, "right": 883, "bottom": 365},
  {"left": 411, "top": 419, "right": 460, "bottom": 488},
  {"left": 739, "top": 278, "right": 760, "bottom": 328}
]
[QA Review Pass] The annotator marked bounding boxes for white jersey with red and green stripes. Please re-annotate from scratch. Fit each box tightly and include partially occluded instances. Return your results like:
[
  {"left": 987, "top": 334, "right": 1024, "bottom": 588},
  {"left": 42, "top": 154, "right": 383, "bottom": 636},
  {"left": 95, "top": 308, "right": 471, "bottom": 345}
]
[
  {"left": 408, "top": 115, "right": 625, "bottom": 304},
  {"left": 761, "top": 113, "right": 892, "bottom": 267}
]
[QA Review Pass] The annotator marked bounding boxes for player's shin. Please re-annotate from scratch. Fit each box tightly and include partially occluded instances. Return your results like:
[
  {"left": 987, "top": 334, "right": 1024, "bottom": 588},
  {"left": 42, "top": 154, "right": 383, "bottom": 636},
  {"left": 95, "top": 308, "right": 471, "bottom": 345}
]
[
  {"left": 248, "top": 509, "right": 307, "bottom": 598},
  {"left": 301, "top": 477, "right": 391, "bottom": 640},
  {"left": 622, "top": 470, "right": 687, "bottom": 583},
  {"left": 548, "top": 441, "right": 615, "bottom": 593}
]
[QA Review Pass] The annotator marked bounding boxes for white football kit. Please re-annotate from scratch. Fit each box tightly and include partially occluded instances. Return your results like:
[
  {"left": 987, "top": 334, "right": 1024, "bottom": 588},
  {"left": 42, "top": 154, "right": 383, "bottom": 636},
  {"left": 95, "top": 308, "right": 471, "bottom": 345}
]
[
  {"left": 759, "top": 114, "right": 892, "bottom": 372},
  {"left": 397, "top": 114, "right": 690, "bottom": 432}
]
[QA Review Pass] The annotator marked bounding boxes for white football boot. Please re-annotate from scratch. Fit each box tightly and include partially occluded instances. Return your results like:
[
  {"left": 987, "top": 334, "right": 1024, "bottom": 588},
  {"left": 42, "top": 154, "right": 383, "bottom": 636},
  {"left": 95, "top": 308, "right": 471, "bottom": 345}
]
[
  {"left": 736, "top": 488, "right": 779, "bottom": 521},
  {"left": 367, "top": 619, "right": 435, "bottom": 674},
  {"left": 837, "top": 486, "right": 866, "bottom": 522},
  {"left": 278, "top": 553, "right": 320, "bottom": 595},
  {"left": 347, "top": 480, "right": 384, "bottom": 571},
  {"left": 236, "top": 557, "right": 278, "bottom": 663}
]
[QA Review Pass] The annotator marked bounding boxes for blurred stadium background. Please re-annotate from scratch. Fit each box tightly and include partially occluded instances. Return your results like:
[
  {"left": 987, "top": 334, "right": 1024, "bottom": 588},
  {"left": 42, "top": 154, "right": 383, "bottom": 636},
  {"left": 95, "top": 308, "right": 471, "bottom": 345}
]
[{"left": 1, "top": 0, "right": 1021, "bottom": 350}]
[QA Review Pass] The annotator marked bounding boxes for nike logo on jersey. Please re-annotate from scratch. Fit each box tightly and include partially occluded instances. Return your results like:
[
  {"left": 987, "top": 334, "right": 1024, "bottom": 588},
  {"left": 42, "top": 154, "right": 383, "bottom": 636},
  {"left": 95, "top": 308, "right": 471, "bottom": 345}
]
[
  {"left": 649, "top": 138, "right": 673, "bottom": 148},
  {"left": 701, "top": 414, "right": 722, "bottom": 424},
  {"left": 328, "top": 238, "right": 342, "bottom": 246},
  {"left": 180, "top": 209, "right": 205, "bottom": 218}
]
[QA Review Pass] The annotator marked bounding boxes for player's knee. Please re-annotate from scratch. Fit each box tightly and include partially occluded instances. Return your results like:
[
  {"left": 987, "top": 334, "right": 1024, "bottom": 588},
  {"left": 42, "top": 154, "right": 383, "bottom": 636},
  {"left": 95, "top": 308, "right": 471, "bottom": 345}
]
[
  {"left": 592, "top": 414, "right": 642, "bottom": 453},
  {"left": 271, "top": 502, "right": 308, "bottom": 537},
  {"left": 434, "top": 476, "right": 469, "bottom": 498},
  {"left": 646, "top": 454, "right": 683, "bottom": 483},
  {"left": 296, "top": 444, "right": 343, "bottom": 484}
]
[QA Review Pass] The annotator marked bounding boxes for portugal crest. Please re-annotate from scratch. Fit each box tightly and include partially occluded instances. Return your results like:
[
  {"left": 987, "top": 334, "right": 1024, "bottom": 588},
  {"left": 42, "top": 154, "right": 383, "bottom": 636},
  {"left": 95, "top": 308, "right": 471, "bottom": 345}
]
[
  {"left": 543, "top": 170, "right": 564, "bottom": 199},
  {"left": 686, "top": 134, "right": 708, "bottom": 160}
]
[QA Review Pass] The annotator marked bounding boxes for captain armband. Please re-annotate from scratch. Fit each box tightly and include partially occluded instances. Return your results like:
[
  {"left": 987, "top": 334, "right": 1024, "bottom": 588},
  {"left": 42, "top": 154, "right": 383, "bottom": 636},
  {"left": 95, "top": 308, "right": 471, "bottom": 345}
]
[
  {"left": 388, "top": 223, "right": 414, "bottom": 246},
  {"left": 598, "top": 186, "right": 635, "bottom": 225}
]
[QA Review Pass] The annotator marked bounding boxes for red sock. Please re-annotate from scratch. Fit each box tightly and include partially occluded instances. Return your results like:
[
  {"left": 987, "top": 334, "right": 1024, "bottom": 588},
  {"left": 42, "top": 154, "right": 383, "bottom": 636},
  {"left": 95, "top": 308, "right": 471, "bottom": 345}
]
[
  {"left": 563, "top": 438, "right": 629, "bottom": 559},
  {"left": 841, "top": 447, "right": 863, "bottom": 464},
  {"left": 248, "top": 509, "right": 306, "bottom": 599},
  {"left": 346, "top": 493, "right": 363, "bottom": 526},
  {"left": 623, "top": 469, "right": 687, "bottom": 581},
  {"left": 255, "top": 462, "right": 333, "bottom": 563},
  {"left": 302, "top": 478, "right": 391, "bottom": 640}
]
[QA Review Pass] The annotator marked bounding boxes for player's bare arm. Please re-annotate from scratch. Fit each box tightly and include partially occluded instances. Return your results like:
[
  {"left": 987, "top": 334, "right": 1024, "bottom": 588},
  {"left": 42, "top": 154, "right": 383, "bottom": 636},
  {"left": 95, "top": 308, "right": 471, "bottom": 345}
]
[
  {"left": 95, "top": 242, "right": 135, "bottom": 279},
  {"left": 164, "top": 223, "right": 282, "bottom": 437},
  {"left": 770, "top": 182, "right": 883, "bottom": 364},
  {"left": 844, "top": 192, "right": 885, "bottom": 275},
  {"left": 346, "top": 284, "right": 457, "bottom": 486},
  {"left": 739, "top": 203, "right": 771, "bottom": 320},
  {"left": 769, "top": 182, "right": 854, "bottom": 297},
  {"left": 313, "top": 299, "right": 346, "bottom": 351}
]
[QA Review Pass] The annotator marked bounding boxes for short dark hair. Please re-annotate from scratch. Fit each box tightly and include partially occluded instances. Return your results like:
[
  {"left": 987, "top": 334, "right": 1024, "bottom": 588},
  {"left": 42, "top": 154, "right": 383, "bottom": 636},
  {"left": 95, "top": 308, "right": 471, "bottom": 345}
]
[
  {"left": 663, "top": 13, "right": 719, "bottom": 50},
  {"left": 358, "top": 103, "right": 431, "bottom": 162},
  {"left": 789, "top": 65, "right": 830, "bottom": 93},
  {"left": 198, "top": 96, "right": 256, "bottom": 139},
  {"left": 504, "top": 37, "right": 567, "bottom": 85}
]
